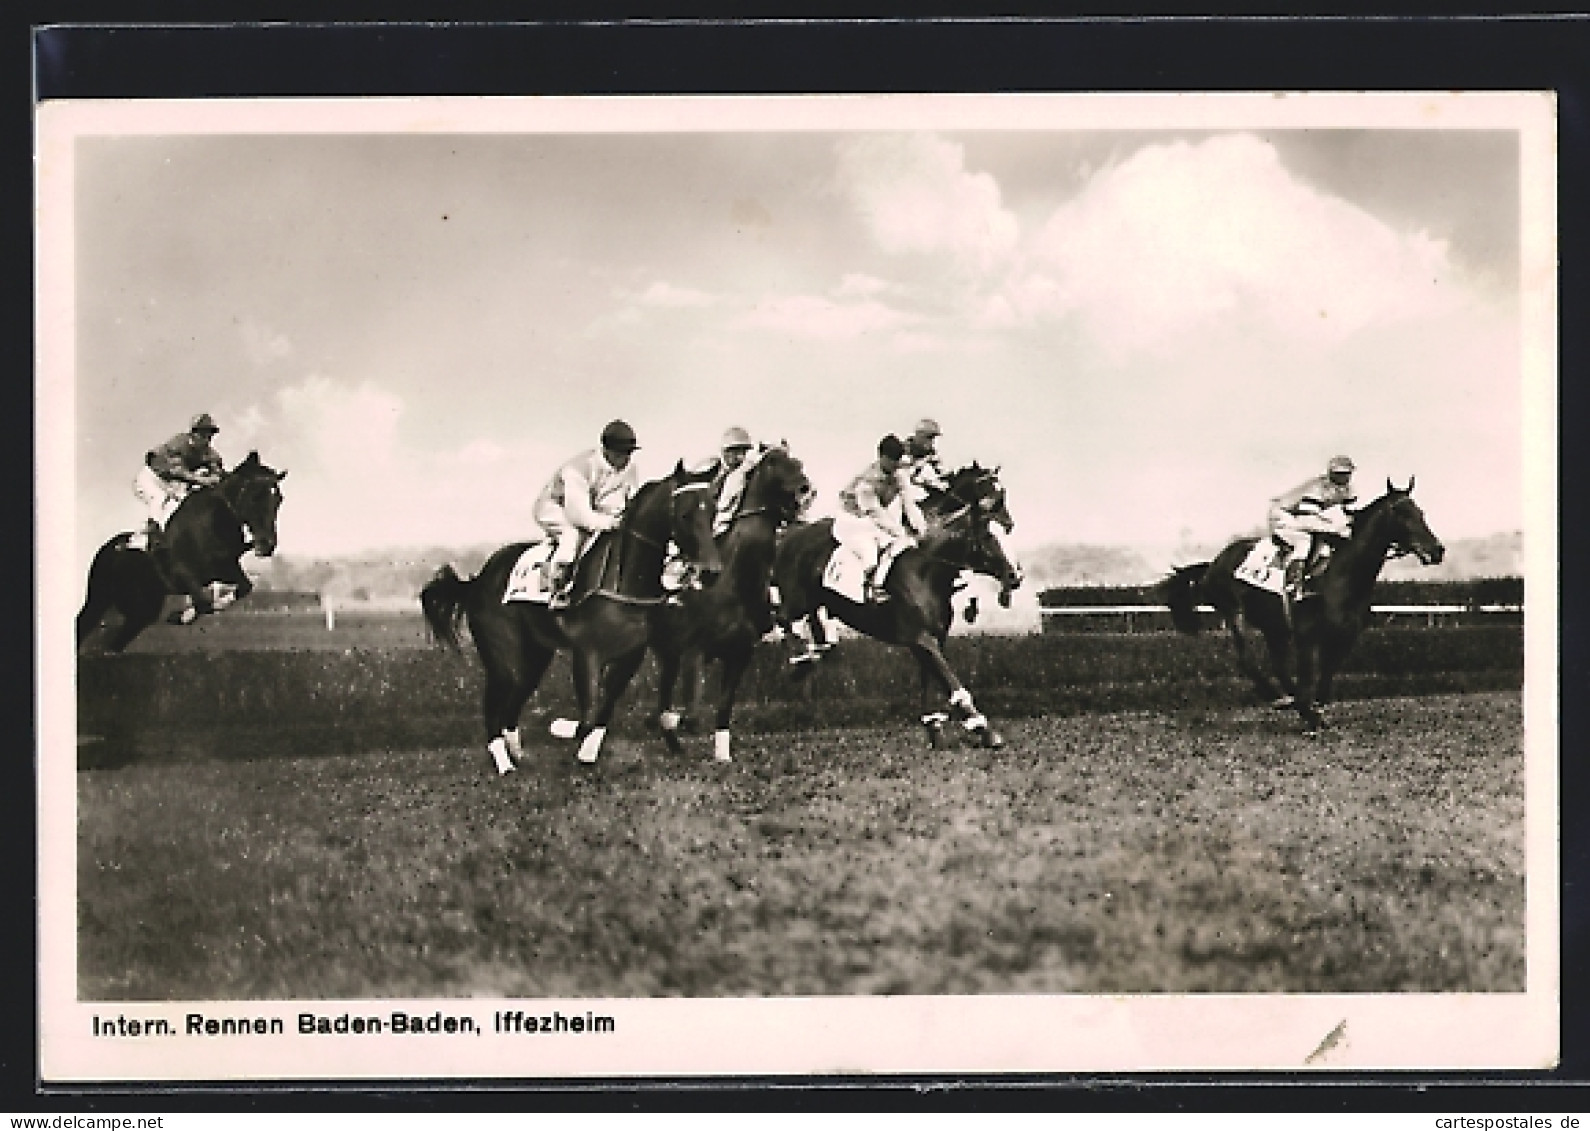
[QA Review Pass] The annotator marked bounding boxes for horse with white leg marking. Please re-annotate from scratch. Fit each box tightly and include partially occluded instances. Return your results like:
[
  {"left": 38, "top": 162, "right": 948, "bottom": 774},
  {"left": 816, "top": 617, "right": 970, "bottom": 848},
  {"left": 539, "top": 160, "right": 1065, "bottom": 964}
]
[
  {"left": 649, "top": 445, "right": 812, "bottom": 764},
  {"left": 420, "top": 462, "right": 722, "bottom": 773},
  {"left": 774, "top": 464, "right": 1023, "bottom": 748},
  {"left": 77, "top": 452, "right": 287, "bottom": 653}
]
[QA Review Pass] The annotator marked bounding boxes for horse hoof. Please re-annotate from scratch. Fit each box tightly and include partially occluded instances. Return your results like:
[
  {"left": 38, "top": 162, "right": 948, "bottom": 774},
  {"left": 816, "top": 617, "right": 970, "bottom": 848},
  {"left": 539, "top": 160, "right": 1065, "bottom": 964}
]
[
  {"left": 926, "top": 726, "right": 947, "bottom": 750},
  {"left": 982, "top": 729, "right": 1005, "bottom": 750},
  {"left": 549, "top": 718, "right": 579, "bottom": 740},
  {"left": 1271, "top": 696, "right": 1296, "bottom": 710}
]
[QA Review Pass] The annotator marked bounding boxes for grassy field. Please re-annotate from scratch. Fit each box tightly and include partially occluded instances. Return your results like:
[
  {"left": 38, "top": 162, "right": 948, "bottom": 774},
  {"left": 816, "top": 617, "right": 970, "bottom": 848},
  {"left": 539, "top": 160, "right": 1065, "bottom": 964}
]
[
  {"left": 78, "top": 691, "right": 1524, "bottom": 999},
  {"left": 77, "top": 618, "right": 1522, "bottom": 768}
]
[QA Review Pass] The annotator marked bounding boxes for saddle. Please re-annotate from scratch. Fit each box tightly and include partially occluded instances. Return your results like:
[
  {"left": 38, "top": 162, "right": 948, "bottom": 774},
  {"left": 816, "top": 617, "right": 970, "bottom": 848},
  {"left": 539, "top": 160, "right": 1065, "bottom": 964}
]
[{"left": 502, "top": 534, "right": 622, "bottom": 608}]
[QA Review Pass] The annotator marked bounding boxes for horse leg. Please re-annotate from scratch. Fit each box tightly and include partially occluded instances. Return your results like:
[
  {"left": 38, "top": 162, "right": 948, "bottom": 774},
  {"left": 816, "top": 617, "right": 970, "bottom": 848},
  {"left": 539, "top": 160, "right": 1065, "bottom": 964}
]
[
  {"left": 909, "top": 636, "right": 1002, "bottom": 750},
  {"left": 919, "top": 654, "right": 950, "bottom": 749},
  {"left": 1260, "top": 626, "right": 1299, "bottom": 708},
  {"left": 709, "top": 642, "right": 755, "bottom": 764},
  {"left": 577, "top": 646, "right": 647, "bottom": 765},
  {"left": 493, "top": 642, "right": 554, "bottom": 773},
  {"left": 788, "top": 612, "right": 826, "bottom": 677},
  {"left": 655, "top": 646, "right": 688, "bottom": 755},
  {"left": 1226, "top": 613, "right": 1284, "bottom": 705},
  {"left": 1293, "top": 636, "right": 1326, "bottom": 732}
]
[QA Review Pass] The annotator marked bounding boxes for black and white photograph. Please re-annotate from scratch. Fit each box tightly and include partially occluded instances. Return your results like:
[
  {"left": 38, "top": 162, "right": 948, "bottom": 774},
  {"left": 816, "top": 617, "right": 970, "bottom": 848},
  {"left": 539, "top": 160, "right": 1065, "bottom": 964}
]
[{"left": 38, "top": 92, "right": 1557, "bottom": 1080}]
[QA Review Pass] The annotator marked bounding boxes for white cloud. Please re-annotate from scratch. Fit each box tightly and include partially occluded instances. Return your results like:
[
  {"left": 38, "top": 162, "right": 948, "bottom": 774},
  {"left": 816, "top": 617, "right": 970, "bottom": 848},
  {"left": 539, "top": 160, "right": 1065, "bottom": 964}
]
[
  {"left": 1016, "top": 134, "right": 1464, "bottom": 356},
  {"left": 740, "top": 294, "right": 920, "bottom": 341},
  {"left": 277, "top": 376, "right": 404, "bottom": 477},
  {"left": 834, "top": 134, "right": 1018, "bottom": 271},
  {"left": 637, "top": 280, "right": 716, "bottom": 308},
  {"left": 238, "top": 317, "right": 293, "bottom": 367},
  {"left": 833, "top": 272, "right": 892, "bottom": 299}
]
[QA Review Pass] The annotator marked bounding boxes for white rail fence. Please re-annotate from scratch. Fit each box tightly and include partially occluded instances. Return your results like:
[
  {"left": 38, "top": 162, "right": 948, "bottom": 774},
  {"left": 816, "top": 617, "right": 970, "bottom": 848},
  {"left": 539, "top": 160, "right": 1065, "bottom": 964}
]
[{"left": 1041, "top": 603, "right": 1524, "bottom": 629}]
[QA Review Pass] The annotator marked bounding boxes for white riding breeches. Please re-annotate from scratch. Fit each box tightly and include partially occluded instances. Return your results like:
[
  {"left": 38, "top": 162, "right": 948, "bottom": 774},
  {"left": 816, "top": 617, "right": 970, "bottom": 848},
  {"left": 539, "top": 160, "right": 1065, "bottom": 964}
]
[
  {"left": 1268, "top": 505, "right": 1345, "bottom": 558},
  {"left": 133, "top": 465, "right": 187, "bottom": 527},
  {"left": 833, "top": 513, "right": 914, "bottom": 582}
]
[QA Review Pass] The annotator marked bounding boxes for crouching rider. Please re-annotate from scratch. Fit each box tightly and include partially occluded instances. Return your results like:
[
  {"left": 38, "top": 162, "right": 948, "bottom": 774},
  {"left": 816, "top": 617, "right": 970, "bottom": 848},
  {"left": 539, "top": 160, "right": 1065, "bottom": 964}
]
[
  {"left": 833, "top": 434, "right": 927, "bottom": 603},
  {"left": 130, "top": 413, "right": 225, "bottom": 552},
  {"left": 1268, "top": 454, "right": 1357, "bottom": 600},
  {"left": 533, "top": 419, "right": 642, "bottom": 598}
]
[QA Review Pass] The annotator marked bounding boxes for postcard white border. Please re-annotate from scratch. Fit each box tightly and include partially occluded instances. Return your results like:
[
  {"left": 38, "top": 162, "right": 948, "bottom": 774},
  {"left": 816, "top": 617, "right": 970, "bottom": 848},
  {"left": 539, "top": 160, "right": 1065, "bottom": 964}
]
[{"left": 37, "top": 92, "right": 1559, "bottom": 1081}]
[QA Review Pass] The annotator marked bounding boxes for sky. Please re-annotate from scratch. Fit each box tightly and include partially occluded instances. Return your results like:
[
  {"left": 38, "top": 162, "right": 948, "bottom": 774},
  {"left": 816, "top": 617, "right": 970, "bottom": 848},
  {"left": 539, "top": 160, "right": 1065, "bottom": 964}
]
[{"left": 69, "top": 120, "right": 1528, "bottom": 572}]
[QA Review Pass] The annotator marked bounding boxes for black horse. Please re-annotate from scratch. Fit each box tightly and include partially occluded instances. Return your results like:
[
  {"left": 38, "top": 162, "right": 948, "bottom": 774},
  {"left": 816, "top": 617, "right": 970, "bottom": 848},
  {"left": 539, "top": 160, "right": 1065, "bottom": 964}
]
[
  {"left": 773, "top": 465, "right": 1023, "bottom": 748},
  {"left": 77, "top": 451, "right": 288, "bottom": 653},
  {"left": 648, "top": 446, "right": 812, "bottom": 763},
  {"left": 420, "top": 462, "right": 722, "bottom": 772},
  {"left": 1162, "top": 479, "right": 1445, "bottom": 730}
]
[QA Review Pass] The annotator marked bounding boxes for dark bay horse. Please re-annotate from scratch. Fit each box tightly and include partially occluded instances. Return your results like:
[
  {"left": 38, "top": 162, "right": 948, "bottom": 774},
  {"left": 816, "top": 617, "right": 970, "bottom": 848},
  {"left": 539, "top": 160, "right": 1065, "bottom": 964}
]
[
  {"left": 648, "top": 446, "right": 812, "bottom": 763},
  {"left": 420, "top": 462, "right": 722, "bottom": 772},
  {"left": 773, "top": 465, "right": 1023, "bottom": 748},
  {"left": 77, "top": 451, "right": 288, "bottom": 653},
  {"left": 1162, "top": 479, "right": 1445, "bottom": 731}
]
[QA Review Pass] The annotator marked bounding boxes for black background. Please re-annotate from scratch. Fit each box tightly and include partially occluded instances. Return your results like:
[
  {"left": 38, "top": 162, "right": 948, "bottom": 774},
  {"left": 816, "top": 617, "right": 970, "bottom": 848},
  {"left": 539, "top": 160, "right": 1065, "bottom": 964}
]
[{"left": 16, "top": 8, "right": 1589, "bottom": 1113}]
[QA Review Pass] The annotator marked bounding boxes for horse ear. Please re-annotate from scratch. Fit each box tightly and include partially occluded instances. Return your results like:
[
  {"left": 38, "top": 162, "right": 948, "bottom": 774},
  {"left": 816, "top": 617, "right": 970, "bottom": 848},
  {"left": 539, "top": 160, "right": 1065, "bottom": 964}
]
[
  {"left": 674, "top": 459, "right": 686, "bottom": 476},
  {"left": 275, "top": 469, "right": 288, "bottom": 482},
  {"left": 1407, "top": 475, "right": 1415, "bottom": 493},
  {"left": 1386, "top": 477, "right": 1395, "bottom": 494},
  {"left": 241, "top": 450, "right": 260, "bottom": 468}
]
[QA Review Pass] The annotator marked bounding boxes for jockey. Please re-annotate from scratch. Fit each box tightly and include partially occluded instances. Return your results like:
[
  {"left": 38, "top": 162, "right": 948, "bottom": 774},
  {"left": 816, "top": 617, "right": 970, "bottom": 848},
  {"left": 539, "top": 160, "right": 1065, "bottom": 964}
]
[
  {"left": 708, "top": 425, "right": 757, "bottom": 537},
  {"left": 834, "top": 434, "right": 928, "bottom": 602},
  {"left": 532, "top": 419, "right": 642, "bottom": 594},
  {"left": 902, "top": 417, "right": 949, "bottom": 498},
  {"left": 1269, "top": 455, "right": 1358, "bottom": 597},
  {"left": 129, "top": 413, "right": 225, "bottom": 550}
]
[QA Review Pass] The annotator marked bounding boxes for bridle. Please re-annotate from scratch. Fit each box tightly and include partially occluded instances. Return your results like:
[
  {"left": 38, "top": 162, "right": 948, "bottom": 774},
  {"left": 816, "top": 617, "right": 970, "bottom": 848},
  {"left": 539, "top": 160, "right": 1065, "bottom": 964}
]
[{"left": 623, "top": 477, "right": 714, "bottom": 552}]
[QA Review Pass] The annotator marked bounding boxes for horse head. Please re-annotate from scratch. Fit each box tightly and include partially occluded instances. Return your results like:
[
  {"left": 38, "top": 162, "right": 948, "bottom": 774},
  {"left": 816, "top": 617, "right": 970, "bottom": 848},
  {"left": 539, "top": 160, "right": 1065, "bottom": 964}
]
[
  {"left": 961, "top": 519, "right": 1024, "bottom": 605},
  {"left": 936, "top": 463, "right": 1015, "bottom": 535},
  {"left": 220, "top": 450, "right": 288, "bottom": 557},
  {"left": 743, "top": 446, "right": 813, "bottom": 525},
  {"left": 664, "top": 460, "right": 724, "bottom": 574},
  {"left": 1353, "top": 478, "right": 1445, "bottom": 566}
]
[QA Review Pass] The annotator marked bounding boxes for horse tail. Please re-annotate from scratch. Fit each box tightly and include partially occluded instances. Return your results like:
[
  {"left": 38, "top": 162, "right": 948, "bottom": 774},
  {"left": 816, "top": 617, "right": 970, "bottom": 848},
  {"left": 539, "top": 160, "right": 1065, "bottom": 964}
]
[
  {"left": 1162, "top": 564, "right": 1210, "bottom": 635},
  {"left": 420, "top": 564, "right": 473, "bottom": 652}
]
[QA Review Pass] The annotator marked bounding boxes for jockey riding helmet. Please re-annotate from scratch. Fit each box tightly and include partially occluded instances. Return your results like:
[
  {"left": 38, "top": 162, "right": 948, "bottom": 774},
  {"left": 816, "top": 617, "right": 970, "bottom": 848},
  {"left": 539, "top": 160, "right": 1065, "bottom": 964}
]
[
  {"left": 1327, "top": 455, "right": 1355, "bottom": 475},
  {"left": 878, "top": 434, "right": 906, "bottom": 462},
  {"left": 721, "top": 426, "right": 753, "bottom": 453},
  {"left": 190, "top": 413, "right": 220, "bottom": 435},
  {"left": 601, "top": 420, "right": 640, "bottom": 452},
  {"left": 913, "top": 418, "right": 942, "bottom": 440}
]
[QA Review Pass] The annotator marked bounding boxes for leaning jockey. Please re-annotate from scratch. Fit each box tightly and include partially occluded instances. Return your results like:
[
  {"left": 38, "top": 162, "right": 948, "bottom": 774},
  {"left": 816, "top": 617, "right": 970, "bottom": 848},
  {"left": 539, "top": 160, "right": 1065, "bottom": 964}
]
[
  {"left": 834, "top": 434, "right": 928, "bottom": 603},
  {"left": 902, "top": 417, "right": 950, "bottom": 499},
  {"left": 129, "top": 413, "right": 225, "bottom": 551},
  {"left": 708, "top": 426, "right": 757, "bottom": 537},
  {"left": 532, "top": 419, "right": 642, "bottom": 594},
  {"left": 1269, "top": 454, "right": 1358, "bottom": 598}
]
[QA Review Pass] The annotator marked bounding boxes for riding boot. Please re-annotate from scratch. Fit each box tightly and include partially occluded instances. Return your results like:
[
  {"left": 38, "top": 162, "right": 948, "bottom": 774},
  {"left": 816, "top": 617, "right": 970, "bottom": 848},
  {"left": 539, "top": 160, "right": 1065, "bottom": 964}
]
[
  {"left": 1283, "top": 558, "right": 1305, "bottom": 602},
  {"left": 547, "top": 562, "right": 575, "bottom": 607}
]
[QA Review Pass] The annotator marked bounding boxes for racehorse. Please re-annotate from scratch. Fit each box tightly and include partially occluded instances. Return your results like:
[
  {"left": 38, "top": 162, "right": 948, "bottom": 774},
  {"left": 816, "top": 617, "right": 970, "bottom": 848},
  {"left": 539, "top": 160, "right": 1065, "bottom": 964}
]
[
  {"left": 773, "top": 464, "right": 1023, "bottom": 748},
  {"left": 77, "top": 451, "right": 288, "bottom": 653},
  {"left": 420, "top": 462, "right": 723, "bottom": 771},
  {"left": 1161, "top": 479, "right": 1445, "bottom": 731},
  {"left": 648, "top": 446, "right": 812, "bottom": 763}
]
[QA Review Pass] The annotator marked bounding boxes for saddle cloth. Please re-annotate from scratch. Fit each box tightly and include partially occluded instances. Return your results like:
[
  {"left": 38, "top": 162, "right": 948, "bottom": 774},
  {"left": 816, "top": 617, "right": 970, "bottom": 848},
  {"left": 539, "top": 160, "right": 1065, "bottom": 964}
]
[
  {"left": 503, "top": 541, "right": 557, "bottom": 604},
  {"left": 1233, "top": 541, "right": 1286, "bottom": 595},
  {"left": 821, "top": 542, "right": 906, "bottom": 604},
  {"left": 1234, "top": 539, "right": 1332, "bottom": 596}
]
